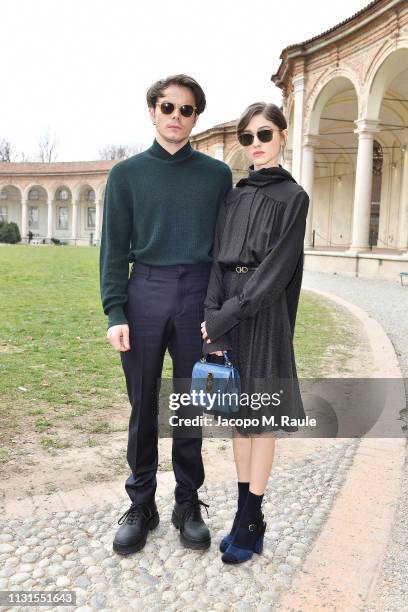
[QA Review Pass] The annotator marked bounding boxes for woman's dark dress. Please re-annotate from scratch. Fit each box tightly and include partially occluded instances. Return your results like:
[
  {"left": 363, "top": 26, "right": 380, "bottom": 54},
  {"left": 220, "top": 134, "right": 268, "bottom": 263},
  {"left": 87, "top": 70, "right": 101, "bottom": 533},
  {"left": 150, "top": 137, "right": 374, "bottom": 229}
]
[{"left": 201, "top": 164, "right": 309, "bottom": 434}]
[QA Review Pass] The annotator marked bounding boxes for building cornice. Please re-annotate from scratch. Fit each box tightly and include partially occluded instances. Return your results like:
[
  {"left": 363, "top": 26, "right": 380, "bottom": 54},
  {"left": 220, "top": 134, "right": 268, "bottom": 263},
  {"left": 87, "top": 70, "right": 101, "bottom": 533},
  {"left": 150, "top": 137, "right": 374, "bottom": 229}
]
[{"left": 271, "top": 0, "right": 402, "bottom": 87}]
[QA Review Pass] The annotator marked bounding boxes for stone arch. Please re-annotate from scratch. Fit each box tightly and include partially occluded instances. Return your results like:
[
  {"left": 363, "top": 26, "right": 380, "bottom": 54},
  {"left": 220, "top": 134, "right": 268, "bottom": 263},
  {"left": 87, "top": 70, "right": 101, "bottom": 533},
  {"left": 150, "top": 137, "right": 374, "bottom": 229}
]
[
  {"left": 76, "top": 183, "right": 96, "bottom": 202},
  {"left": 96, "top": 182, "right": 106, "bottom": 201},
  {"left": 225, "top": 145, "right": 249, "bottom": 184},
  {"left": 307, "top": 74, "right": 360, "bottom": 136},
  {"left": 0, "top": 184, "right": 22, "bottom": 225},
  {"left": 51, "top": 184, "right": 72, "bottom": 202},
  {"left": 0, "top": 183, "right": 22, "bottom": 198},
  {"left": 23, "top": 184, "right": 49, "bottom": 202},
  {"left": 366, "top": 46, "right": 408, "bottom": 119}
]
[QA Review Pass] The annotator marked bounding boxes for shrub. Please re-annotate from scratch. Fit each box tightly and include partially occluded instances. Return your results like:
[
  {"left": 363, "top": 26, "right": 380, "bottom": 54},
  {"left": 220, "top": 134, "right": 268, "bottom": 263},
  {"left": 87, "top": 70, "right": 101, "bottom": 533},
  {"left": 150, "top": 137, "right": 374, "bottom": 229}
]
[{"left": 0, "top": 221, "right": 21, "bottom": 244}]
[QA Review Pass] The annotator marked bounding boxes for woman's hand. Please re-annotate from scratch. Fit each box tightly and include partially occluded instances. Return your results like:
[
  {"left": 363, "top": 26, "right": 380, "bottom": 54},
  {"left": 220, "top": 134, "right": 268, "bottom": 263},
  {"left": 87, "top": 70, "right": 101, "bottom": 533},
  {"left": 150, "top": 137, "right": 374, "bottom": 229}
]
[
  {"left": 201, "top": 321, "right": 223, "bottom": 356},
  {"left": 201, "top": 321, "right": 211, "bottom": 342}
]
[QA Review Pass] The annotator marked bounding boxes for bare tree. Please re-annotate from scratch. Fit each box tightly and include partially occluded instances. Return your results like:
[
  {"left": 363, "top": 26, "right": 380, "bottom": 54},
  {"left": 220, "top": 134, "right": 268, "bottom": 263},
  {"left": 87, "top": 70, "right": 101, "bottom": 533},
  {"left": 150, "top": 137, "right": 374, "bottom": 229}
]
[
  {"left": 99, "top": 143, "right": 143, "bottom": 160},
  {"left": 0, "top": 139, "right": 12, "bottom": 162},
  {"left": 38, "top": 129, "right": 58, "bottom": 162},
  {"left": 18, "top": 151, "right": 33, "bottom": 162}
]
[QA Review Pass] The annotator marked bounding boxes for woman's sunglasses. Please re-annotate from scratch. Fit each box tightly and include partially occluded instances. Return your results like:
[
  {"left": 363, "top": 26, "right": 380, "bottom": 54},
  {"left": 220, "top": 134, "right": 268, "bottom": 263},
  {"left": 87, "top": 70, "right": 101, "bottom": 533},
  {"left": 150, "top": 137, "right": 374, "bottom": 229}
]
[
  {"left": 238, "top": 128, "right": 282, "bottom": 147},
  {"left": 156, "top": 102, "right": 197, "bottom": 118}
]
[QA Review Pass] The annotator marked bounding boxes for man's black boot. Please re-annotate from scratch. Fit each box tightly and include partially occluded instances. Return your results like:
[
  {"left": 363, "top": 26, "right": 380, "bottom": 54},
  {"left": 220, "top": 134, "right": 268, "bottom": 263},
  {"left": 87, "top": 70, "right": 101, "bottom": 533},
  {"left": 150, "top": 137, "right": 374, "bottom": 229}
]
[
  {"left": 113, "top": 501, "right": 159, "bottom": 555},
  {"left": 172, "top": 498, "right": 211, "bottom": 550}
]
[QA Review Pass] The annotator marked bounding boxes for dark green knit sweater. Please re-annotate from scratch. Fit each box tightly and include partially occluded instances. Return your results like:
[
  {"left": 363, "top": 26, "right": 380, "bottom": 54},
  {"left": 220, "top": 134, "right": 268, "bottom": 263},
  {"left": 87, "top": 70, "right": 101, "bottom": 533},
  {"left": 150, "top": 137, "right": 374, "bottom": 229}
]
[{"left": 99, "top": 138, "right": 232, "bottom": 328}]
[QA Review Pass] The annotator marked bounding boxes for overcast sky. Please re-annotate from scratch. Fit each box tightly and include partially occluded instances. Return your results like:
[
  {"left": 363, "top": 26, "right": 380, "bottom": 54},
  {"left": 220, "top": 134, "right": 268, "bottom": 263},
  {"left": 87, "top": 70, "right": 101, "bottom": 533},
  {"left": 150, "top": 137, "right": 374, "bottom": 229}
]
[{"left": 2, "top": 0, "right": 369, "bottom": 161}]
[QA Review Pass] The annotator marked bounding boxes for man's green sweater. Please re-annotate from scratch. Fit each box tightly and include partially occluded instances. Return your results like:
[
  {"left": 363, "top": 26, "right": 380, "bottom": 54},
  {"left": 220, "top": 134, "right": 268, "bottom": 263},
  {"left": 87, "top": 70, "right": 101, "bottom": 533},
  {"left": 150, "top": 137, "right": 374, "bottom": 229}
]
[{"left": 99, "top": 138, "right": 233, "bottom": 329}]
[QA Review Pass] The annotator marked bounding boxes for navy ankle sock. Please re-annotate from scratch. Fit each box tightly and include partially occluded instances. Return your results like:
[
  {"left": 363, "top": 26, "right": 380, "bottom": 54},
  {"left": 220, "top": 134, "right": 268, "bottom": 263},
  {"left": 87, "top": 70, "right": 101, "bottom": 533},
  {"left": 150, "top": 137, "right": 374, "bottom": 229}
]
[
  {"left": 237, "top": 482, "right": 249, "bottom": 513},
  {"left": 243, "top": 490, "right": 264, "bottom": 521}
]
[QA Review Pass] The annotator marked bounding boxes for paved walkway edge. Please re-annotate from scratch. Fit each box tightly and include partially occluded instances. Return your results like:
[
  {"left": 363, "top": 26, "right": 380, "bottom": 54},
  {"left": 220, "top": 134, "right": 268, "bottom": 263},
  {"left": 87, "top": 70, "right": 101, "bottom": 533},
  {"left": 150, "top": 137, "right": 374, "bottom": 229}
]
[{"left": 278, "top": 287, "right": 407, "bottom": 611}]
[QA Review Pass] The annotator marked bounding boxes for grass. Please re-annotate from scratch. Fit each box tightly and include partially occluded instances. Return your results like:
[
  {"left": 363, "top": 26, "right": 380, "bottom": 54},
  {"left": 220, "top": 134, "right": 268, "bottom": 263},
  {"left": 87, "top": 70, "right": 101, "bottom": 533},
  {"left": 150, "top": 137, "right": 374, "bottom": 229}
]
[{"left": 0, "top": 244, "right": 357, "bottom": 459}]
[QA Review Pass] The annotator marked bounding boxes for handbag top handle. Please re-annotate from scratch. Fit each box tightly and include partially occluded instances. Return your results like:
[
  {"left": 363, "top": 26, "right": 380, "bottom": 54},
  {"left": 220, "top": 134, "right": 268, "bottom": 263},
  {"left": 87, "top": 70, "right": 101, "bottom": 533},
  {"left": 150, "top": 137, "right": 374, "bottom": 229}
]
[{"left": 201, "top": 350, "right": 233, "bottom": 368}]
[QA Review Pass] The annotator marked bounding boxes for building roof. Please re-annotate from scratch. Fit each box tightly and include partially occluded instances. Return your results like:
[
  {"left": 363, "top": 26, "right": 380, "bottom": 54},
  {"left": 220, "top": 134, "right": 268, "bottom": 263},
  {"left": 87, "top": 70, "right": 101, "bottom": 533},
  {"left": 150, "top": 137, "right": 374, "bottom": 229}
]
[
  {"left": 271, "top": 0, "right": 395, "bottom": 85},
  {"left": 191, "top": 119, "right": 238, "bottom": 141},
  {"left": 0, "top": 160, "right": 117, "bottom": 176}
]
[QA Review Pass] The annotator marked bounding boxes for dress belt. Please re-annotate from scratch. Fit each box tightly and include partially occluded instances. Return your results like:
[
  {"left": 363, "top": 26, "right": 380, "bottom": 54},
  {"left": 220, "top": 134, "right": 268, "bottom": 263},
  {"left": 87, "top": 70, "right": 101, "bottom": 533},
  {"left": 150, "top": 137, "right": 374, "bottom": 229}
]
[{"left": 223, "top": 264, "right": 259, "bottom": 274}]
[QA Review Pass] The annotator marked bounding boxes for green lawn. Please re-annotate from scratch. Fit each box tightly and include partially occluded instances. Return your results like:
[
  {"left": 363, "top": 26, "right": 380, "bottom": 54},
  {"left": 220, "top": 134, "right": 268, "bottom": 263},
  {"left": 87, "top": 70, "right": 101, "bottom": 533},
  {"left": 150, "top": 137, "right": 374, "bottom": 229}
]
[{"left": 0, "top": 244, "right": 356, "bottom": 461}]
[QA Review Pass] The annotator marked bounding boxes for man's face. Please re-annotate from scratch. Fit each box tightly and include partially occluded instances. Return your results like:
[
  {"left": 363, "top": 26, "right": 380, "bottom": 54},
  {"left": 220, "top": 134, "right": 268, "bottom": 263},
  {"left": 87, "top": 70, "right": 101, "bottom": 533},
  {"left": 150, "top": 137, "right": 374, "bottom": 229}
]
[{"left": 149, "top": 85, "right": 198, "bottom": 144}]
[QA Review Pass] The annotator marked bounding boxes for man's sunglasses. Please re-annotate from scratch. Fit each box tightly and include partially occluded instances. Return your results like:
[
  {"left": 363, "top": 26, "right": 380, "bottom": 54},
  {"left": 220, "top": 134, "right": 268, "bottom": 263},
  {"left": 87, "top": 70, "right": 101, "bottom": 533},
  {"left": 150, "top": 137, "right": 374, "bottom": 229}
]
[
  {"left": 238, "top": 128, "right": 282, "bottom": 147},
  {"left": 155, "top": 102, "right": 197, "bottom": 118}
]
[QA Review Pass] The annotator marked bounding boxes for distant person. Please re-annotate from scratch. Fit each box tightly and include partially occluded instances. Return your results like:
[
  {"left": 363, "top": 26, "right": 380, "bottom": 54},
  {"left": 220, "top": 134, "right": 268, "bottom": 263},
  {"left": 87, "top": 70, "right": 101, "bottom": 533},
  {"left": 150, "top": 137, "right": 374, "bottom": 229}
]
[
  {"left": 99, "top": 74, "right": 232, "bottom": 555},
  {"left": 27, "top": 230, "right": 33, "bottom": 244},
  {"left": 201, "top": 102, "right": 309, "bottom": 563}
]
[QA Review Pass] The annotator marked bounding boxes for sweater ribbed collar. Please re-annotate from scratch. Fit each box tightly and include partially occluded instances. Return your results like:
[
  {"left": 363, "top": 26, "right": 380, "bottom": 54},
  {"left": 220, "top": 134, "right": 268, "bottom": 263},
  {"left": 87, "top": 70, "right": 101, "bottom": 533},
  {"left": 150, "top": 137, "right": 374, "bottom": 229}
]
[{"left": 148, "top": 138, "right": 194, "bottom": 161}]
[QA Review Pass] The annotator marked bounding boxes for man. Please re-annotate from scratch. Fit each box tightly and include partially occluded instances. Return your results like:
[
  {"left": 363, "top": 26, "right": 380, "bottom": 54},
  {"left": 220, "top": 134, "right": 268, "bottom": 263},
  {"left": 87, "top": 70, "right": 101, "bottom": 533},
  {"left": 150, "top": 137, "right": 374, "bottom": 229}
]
[{"left": 99, "top": 74, "right": 232, "bottom": 554}]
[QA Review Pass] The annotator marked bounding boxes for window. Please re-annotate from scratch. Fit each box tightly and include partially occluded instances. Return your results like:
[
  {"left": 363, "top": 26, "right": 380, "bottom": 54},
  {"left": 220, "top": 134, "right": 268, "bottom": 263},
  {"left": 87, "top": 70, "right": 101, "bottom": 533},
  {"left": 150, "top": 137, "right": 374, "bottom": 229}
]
[
  {"left": 0, "top": 205, "right": 8, "bottom": 222},
  {"left": 28, "top": 206, "right": 39, "bottom": 229},
  {"left": 28, "top": 189, "right": 39, "bottom": 200},
  {"left": 0, "top": 189, "right": 8, "bottom": 200},
  {"left": 57, "top": 206, "right": 68, "bottom": 229},
  {"left": 58, "top": 189, "right": 69, "bottom": 201},
  {"left": 87, "top": 189, "right": 95, "bottom": 202},
  {"left": 87, "top": 207, "right": 96, "bottom": 229}
]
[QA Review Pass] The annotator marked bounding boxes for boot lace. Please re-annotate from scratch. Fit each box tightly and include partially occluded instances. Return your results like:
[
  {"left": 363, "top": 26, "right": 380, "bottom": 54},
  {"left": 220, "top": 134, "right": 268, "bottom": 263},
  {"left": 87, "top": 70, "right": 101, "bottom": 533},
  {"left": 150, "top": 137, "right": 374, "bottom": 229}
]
[
  {"left": 185, "top": 499, "right": 210, "bottom": 522},
  {"left": 117, "top": 502, "right": 149, "bottom": 525}
]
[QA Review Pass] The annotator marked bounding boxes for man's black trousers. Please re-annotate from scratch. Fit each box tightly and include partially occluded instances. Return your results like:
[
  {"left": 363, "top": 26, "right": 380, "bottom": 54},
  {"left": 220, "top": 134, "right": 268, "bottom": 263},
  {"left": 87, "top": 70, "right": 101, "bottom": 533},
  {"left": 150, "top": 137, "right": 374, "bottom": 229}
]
[{"left": 120, "top": 261, "right": 212, "bottom": 506}]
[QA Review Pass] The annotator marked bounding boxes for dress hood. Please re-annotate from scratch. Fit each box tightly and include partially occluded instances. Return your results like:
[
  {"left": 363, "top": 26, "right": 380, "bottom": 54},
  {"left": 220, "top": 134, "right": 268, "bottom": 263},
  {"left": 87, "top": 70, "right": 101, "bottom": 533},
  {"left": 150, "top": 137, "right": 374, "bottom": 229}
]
[{"left": 236, "top": 164, "right": 297, "bottom": 188}]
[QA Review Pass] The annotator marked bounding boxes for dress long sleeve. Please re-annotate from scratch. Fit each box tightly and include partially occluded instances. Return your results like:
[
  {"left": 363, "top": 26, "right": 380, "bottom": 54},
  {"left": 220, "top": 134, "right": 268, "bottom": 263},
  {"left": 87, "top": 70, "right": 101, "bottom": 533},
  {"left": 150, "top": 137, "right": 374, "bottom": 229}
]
[
  {"left": 205, "top": 189, "right": 309, "bottom": 343},
  {"left": 202, "top": 197, "right": 233, "bottom": 355}
]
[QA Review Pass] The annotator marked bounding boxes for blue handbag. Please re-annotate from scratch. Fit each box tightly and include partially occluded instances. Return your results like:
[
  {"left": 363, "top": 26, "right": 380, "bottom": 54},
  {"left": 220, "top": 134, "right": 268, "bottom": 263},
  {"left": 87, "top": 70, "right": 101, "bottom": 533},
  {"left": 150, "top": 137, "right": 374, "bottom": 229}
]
[{"left": 190, "top": 351, "right": 240, "bottom": 414}]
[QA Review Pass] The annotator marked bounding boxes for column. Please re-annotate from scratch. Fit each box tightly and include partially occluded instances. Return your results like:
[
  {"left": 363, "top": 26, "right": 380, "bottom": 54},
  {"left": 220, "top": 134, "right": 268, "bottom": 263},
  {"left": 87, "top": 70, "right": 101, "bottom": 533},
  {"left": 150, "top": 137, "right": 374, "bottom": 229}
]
[
  {"left": 282, "top": 148, "right": 292, "bottom": 174},
  {"left": 291, "top": 75, "right": 306, "bottom": 183},
  {"left": 21, "top": 200, "right": 27, "bottom": 241},
  {"left": 397, "top": 143, "right": 408, "bottom": 251},
  {"left": 95, "top": 199, "right": 101, "bottom": 243},
  {"left": 47, "top": 199, "right": 53, "bottom": 241},
  {"left": 348, "top": 119, "right": 379, "bottom": 252},
  {"left": 301, "top": 135, "right": 319, "bottom": 248},
  {"left": 213, "top": 143, "right": 224, "bottom": 161},
  {"left": 72, "top": 200, "right": 78, "bottom": 244}
]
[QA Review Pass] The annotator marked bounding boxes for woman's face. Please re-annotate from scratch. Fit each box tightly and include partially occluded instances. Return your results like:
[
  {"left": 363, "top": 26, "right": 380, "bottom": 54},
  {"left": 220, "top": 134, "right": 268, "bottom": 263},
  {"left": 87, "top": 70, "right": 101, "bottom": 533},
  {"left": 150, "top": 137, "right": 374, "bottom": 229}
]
[{"left": 240, "top": 113, "right": 287, "bottom": 170}]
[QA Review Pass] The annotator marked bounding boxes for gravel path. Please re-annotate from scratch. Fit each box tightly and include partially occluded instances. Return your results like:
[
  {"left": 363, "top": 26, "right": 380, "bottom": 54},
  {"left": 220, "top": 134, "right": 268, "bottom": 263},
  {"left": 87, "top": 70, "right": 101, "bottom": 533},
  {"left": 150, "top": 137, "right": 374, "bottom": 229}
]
[
  {"left": 303, "top": 270, "right": 408, "bottom": 612},
  {"left": 1, "top": 269, "right": 406, "bottom": 610},
  {"left": 0, "top": 440, "right": 358, "bottom": 611}
]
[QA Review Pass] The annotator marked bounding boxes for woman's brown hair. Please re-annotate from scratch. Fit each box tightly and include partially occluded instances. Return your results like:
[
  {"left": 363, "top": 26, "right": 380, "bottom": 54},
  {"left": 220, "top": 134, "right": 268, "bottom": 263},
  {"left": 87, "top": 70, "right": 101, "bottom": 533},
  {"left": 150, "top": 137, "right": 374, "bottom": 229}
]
[{"left": 237, "top": 102, "right": 287, "bottom": 134}]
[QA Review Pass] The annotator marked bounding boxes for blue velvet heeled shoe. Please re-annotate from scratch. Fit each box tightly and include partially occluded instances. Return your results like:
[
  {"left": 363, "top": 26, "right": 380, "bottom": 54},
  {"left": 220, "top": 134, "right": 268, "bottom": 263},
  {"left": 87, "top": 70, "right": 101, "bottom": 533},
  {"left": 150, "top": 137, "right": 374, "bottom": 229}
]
[
  {"left": 221, "top": 516, "right": 266, "bottom": 564},
  {"left": 219, "top": 510, "right": 241, "bottom": 553}
]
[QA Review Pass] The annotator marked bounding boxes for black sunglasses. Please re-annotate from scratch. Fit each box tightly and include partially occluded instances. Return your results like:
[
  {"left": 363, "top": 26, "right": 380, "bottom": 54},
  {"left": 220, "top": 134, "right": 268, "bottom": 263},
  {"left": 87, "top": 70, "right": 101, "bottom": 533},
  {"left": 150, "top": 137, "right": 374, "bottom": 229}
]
[
  {"left": 238, "top": 128, "right": 282, "bottom": 147},
  {"left": 156, "top": 102, "right": 197, "bottom": 118}
]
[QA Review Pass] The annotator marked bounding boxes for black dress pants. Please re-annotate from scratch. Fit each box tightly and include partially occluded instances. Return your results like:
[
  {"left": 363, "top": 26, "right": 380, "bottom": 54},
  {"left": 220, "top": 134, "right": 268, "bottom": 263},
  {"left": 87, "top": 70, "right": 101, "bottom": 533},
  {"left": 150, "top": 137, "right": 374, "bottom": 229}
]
[{"left": 120, "top": 261, "right": 212, "bottom": 506}]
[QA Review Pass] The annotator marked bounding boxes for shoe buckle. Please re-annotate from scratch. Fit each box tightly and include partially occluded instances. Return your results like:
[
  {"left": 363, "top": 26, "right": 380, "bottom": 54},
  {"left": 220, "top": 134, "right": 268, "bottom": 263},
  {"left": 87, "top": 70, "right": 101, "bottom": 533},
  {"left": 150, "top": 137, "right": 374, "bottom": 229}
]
[{"left": 248, "top": 523, "right": 257, "bottom": 532}]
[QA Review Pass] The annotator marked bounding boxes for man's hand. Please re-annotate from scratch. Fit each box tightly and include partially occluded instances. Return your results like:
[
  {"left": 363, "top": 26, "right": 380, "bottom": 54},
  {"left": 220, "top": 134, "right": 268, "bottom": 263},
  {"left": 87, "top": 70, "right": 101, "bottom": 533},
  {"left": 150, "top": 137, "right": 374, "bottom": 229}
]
[{"left": 107, "top": 324, "right": 131, "bottom": 352}]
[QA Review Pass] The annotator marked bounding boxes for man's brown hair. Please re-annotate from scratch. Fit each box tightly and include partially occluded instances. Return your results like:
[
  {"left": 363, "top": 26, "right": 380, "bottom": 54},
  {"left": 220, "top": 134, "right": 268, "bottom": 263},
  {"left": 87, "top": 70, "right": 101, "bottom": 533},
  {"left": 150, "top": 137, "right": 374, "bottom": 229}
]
[{"left": 146, "top": 74, "right": 206, "bottom": 115}]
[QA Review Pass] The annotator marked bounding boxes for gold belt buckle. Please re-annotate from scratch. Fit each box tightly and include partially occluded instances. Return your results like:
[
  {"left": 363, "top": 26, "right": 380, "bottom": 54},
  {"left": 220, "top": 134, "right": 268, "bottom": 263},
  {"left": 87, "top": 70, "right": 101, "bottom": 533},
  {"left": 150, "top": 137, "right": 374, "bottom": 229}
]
[{"left": 236, "top": 266, "right": 248, "bottom": 274}]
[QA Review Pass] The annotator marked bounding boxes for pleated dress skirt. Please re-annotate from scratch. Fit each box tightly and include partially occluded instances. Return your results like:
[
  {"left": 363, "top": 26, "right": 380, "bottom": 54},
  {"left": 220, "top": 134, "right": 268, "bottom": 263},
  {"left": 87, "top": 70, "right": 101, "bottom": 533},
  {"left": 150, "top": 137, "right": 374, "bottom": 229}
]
[{"left": 221, "top": 270, "right": 306, "bottom": 435}]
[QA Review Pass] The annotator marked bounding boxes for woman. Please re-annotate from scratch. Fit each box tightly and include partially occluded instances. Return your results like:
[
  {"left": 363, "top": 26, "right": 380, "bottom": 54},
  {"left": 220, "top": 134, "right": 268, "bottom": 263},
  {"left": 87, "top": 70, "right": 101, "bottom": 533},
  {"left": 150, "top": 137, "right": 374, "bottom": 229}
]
[{"left": 200, "top": 102, "right": 309, "bottom": 564}]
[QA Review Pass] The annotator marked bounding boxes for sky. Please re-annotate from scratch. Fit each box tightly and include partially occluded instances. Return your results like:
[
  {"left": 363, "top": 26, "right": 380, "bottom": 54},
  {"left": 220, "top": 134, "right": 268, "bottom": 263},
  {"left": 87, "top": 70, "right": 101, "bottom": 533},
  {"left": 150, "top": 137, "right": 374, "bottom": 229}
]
[{"left": 2, "top": 0, "right": 370, "bottom": 162}]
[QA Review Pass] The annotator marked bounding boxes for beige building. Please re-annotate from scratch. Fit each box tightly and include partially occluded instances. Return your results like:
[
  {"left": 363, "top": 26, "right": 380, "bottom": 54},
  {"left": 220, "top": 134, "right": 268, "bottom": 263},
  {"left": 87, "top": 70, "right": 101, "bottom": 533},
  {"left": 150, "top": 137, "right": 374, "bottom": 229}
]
[
  {"left": 0, "top": 161, "right": 116, "bottom": 245},
  {"left": 191, "top": 0, "right": 408, "bottom": 280},
  {"left": 2, "top": 0, "right": 407, "bottom": 279}
]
